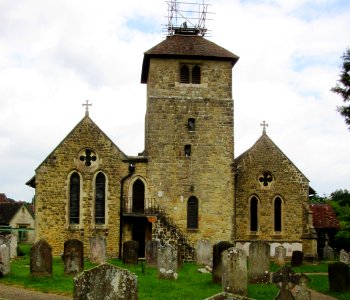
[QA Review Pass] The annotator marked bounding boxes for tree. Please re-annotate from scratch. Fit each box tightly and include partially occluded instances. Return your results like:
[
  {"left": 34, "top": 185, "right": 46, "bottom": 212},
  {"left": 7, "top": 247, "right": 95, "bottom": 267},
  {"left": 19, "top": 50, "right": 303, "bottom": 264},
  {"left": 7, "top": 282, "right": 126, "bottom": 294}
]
[{"left": 331, "top": 48, "right": 350, "bottom": 129}]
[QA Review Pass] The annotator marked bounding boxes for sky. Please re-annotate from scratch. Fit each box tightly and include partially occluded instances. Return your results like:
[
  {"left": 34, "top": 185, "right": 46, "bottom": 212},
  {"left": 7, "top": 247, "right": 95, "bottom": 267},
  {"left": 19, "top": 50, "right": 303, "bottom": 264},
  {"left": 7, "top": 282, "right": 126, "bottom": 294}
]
[{"left": 1, "top": 0, "right": 350, "bottom": 202}]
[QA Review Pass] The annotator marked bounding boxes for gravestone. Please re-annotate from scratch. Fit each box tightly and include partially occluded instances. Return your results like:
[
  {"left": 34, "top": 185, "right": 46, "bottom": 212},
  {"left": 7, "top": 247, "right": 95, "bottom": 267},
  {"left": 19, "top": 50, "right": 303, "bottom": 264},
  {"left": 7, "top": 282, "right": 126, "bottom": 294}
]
[
  {"left": 177, "top": 244, "right": 183, "bottom": 269},
  {"left": 73, "top": 263, "right": 138, "bottom": 300},
  {"left": 196, "top": 239, "right": 212, "bottom": 266},
  {"left": 123, "top": 240, "right": 139, "bottom": 264},
  {"left": 0, "top": 243, "right": 10, "bottom": 277},
  {"left": 5, "top": 234, "right": 18, "bottom": 258},
  {"left": 212, "top": 241, "right": 234, "bottom": 284},
  {"left": 295, "top": 273, "right": 311, "bottom": 300},
  {"left": 157, "top": 242, "right": 178, "bottom": 279},
  {"left": 322, "top": 245, "right": 334, "bottom": 261},
  {"left": 221, "top": 247, "right": 247, "bottom": 296},
  {"left": 89, "top": 235, "right": 106, "bottom": 264},
  {"left": 291, "top": 250, "right": 303, "bottom": 267},
  {"left": 339, "top": 249, "right": 349, "bottom": 265},
  {"left": 272, "top": 266, "right": 300, "bottom": 300},
  {"left": 30, "top": 239, "right": 52, "bottom": 276},
  {"left": 248, "top": 241, "right": 270, "bottom": 283},
  {"left": 145, "top": 240, "right": 159, "bottom": 266},
  {"left": 328, "top": 262, "right": 350, "bottom": 292},
  {"left": 63, "top": 239, "right": 84, "bottom": 275},
  {"left": 274, "top": 245, "right": 286, "bottom": 266},
  {"left": 203, "top": 292, "right": 252, "bottom": 300}
]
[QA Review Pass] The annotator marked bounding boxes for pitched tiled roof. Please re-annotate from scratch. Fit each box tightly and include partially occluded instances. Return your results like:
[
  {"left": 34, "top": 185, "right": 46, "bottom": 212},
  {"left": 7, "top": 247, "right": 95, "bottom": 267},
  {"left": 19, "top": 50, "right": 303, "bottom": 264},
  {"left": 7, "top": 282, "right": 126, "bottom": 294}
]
[
  {"left": 310, "top": 203, "right": 340, "bottom": 229},
  {"left": 141, "top": 35, "right": 239, "bottom": 83},
  {"left": 0, "top": 203, "right": 23, "bottom": 225},
  {"left": 0, "top": 193, "right": 8, "bottom": 203}
]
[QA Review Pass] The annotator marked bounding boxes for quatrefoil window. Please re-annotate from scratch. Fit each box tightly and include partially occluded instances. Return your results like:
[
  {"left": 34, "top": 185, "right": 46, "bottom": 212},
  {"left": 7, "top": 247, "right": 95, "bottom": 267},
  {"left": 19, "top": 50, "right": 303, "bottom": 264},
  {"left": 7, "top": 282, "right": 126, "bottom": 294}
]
[
  {"left": 259, "top": 172, "right": 273, "bottom": 187},
  {"left": 79, "top": 149, "right": 97, "bottom": 167}
]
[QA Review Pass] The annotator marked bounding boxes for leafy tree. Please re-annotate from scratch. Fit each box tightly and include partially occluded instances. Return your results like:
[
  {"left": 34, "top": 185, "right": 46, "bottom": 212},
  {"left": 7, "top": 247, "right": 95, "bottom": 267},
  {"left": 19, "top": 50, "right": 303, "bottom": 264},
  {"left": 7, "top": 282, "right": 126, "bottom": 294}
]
[{"left": 331, "top": 48, "right": 350, "bottom": 129}]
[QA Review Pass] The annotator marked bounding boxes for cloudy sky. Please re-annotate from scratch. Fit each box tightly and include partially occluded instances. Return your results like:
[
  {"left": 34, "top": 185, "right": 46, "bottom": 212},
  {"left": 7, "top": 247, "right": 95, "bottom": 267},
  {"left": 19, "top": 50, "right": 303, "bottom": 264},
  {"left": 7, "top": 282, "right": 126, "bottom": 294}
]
[{"left": 1, "top": 0, "right": 350, "bottom": 202}]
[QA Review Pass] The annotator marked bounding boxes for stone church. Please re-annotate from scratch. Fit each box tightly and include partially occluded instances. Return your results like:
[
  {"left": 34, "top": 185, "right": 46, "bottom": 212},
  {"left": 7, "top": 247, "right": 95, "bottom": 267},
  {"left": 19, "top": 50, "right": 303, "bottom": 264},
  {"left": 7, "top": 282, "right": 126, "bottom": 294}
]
[{"left": 26, "top": 26, "right": 317, "bottom": 260}]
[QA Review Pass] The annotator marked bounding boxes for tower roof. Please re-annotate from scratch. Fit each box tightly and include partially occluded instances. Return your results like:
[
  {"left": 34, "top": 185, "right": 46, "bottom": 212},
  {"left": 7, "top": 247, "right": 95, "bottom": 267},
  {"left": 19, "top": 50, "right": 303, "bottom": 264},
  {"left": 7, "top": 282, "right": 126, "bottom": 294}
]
[{"left": 141, "top": 35, "right": 239, "bottom": 83}]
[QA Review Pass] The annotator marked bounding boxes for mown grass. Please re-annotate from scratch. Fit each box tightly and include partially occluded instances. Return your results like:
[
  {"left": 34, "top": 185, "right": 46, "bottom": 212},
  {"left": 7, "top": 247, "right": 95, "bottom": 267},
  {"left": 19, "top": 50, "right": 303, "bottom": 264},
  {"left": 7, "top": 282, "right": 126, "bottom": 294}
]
[{"left": 1, "top": 245, "right": 349, "bottom": 299}]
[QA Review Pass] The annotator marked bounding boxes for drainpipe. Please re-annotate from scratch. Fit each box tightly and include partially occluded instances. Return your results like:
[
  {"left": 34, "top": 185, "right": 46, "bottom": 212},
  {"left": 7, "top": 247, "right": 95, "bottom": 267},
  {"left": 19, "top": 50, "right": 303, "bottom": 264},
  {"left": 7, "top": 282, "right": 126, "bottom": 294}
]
[{"left": 119, "top": 162, "right": 135, "bottom": 259}]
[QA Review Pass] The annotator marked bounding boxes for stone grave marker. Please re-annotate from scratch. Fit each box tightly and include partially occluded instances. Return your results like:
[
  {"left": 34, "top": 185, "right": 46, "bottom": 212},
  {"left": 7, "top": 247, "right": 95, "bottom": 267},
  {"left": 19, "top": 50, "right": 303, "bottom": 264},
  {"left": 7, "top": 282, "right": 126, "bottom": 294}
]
[
  {"left": 212, "top": 241, "right": 234, "bottom": 284},
  {"left": 89, "top": 235, "right": 106, "bottom": 264},
  {"left": 248, "top": 240, "right": 270, "bottom": 283},
  {"left": 203, "top": 291, "right": 253, "bottom": 300},
  {"left": 339, "top": 249, "right": 349, "bottom": 265},
  {"left": 30, "top": 239, "right": 52, "bottom": 276},
  {"left": 272, "top": 266, "right": 300, "bottom": 300},
  {"left": 196, "top": 239, "right": 212, "bottom": 266},
  {"left": 5, "top": 234, "right": 18, "bottom": 258},
  {"left": 73, "top": 263, "right": 138, "bottom": 300},
  {"left": 63, "top": 239, "right": 84, "bottom": 275},
  {"left": 295, "top": 273, "right": 311, "bottom": 300},
  {"left": 291, "top": 250, "right": 303, "bottom": 267},
  {"left": 323, "top": 245, "right": 334, "bottom": 261},
  {"left": 328, "top": 262, "right": 350, "bottom": 292},
  {"left": 157, "top": 242, "right": 178, "bottom": 279},
  {"left": 0, "top": 243, "right": 10, "bottom": 277},
  {"left": 274, "top": 245, "right": 286, "bottom": 266},
  {"left": 123, "top": 240, "right": 139, "bottom": 264},
  {"left": 222, "top": 247, "right": 247, "bottom": 296},
  {"left": 145, "top": 240, "right": 159, "bottom": 266},
  {"left": 177, "top": 244, "right": 183, "bottom": 269}
]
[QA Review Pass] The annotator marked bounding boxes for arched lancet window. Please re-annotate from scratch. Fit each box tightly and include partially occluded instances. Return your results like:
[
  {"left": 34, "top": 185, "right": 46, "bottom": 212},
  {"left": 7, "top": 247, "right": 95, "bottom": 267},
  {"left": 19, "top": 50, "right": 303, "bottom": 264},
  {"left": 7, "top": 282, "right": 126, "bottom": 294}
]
[
  {"left": 132, "top": 179, "right": 145, "bottom": 213},
  {"left": 250, "top": 196, "right": 258, "bottom": 231},
  {"left": 274, "top": 197, "right": 282, "bottom": 232},
  {"left": 95, "top": 172, "right": 106, "bottom": 224},
  {"left": 192, "top": 65, "right": 201, "bottom": 84},
  {"left": 187, "top": 196, "right": 198, "bottom": 229},
  {"left": 69, "top": 172, "right": 80, "bottom": 224},
  {"left": 180, "top": 65, "right": 190, "bottom": 83}
]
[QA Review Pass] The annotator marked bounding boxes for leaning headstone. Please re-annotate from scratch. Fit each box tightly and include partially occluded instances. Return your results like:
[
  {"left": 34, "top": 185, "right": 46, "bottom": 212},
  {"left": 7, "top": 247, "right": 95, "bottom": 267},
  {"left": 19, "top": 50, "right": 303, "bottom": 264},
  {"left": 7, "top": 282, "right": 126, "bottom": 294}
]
[
  {"left": 196, "top": 239, "right": 212, "bottom": 266},
  {"left": 30, "top": 239, "right": 52, "bottom": 276},
  {"left": 212, "top": 241, "right": 234, "bottom": 284},
  {"left": 157, "top": 243, "right": 178, "bottom": 279},
  {"left": 339, "top": 249, "right": 349, "bottom": 265},
  {"left": 291, "top": 250, "right": 303, "bottom": 267},
  {"left": 274, "top": 245, "right": 286, "bottom": 266},
  {"left": 222, "top": 247, "right": 247, "bottom": 296},
  {"left": 328, "top": 262, "right": 350, "bottom": 292},
  {"left": 73, "top": 263, "right": 138, "bottom": 300},
  {"left": 145, "top": 240, "right": 159, "bottom": 266},
  {"left": 0, "top": 243, "right": 10, "bottom": 277},
  {"left": 272, "top": 266, "right": 300, "bottom": 300},
  {"left": 248, "top": 241, "right": 270, "bottom": 283},
  {"left": 123, "top": 240, "right": 139, "bottom": 264},
  {"left": 89, "top": 235, "right": 107, "bottom": 264},
  {"left": 295, "top": 274, "right": 311, "bottom": 300},
  {"left": 323, "top": 245, "right": 334, "bottom": 261},
  {"left": 63, "top": 239, "right": 84, "bottom": 275}
]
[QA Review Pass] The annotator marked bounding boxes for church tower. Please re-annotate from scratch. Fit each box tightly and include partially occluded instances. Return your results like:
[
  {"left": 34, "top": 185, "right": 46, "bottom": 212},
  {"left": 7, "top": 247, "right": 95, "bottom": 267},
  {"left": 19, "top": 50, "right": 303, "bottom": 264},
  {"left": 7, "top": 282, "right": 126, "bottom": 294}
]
[{"left": 140, "top": 4, "right": 239, "bottom": 244}]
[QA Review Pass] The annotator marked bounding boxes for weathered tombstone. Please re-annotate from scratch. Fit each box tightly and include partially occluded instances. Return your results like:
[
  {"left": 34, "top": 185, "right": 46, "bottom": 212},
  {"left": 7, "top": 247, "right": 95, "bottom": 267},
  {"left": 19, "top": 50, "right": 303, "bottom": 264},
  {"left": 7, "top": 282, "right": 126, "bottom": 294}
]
[
  {"left": 295, "top": 273, "right": 311, "bottom": 300},
  {"left": 177, "top": 244, "right": 183, "bottom": 269},
  {"left": 272, "top": 266, "right": 300, "bottom": 300},
  {"left": 221, "top": 247, "right": 247, "bottom": 296},
  {"left": 63, "top": 239, "right": 84, "bottom": 275},
  {"left": 212, "top": 241, "right": 234, "bottom": 283},
  {"left": 328, "top": 262, "right": 350, "bottom": 292},
  {"left": 157, "top": 242, "right": 178, "bottom": 279},
  {"left": 274, "top": 245, "right": 286, "bottom": 266},
  {"left": 196, "top": 239, "right": 212, "bottom": 266},
  {"left": 89, "top": 235, "right": 106, "bottom": 264},
  {"left": 145, "top": 240, "right": 159, "bottom": 266},
  {"left": 73, "top": 263, "right": 138, "bottom": 300},
  {"left": 30, "top": 239, "right": 52, "bottom": 276},
  {"left": 0, "top": 243, "right": 10, "bottom": 277},
  {"left": 6, "top": 234, "right": 18, "bottom": 259},
  {"left": 291, "top": 250, "right": 303, "bottom": 267},
  {"left": 323, "top": 245, "right": 334, "bottom": 261},
  {"left": 248, "top": 241, "right": 270, "bottom": 283},
  {"left": 339, "top": 249, "right": 349, "bottom": 265},
  {"left": 123, "top": 240, "right": 139, "bottom": 264}
]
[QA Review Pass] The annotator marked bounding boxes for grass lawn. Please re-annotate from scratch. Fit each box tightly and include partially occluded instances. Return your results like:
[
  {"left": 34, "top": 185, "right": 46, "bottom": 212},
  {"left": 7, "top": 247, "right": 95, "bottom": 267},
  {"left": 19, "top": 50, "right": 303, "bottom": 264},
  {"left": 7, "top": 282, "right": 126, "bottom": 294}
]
[{"left": 1, "top": 245, "right": 349, "bottom": 299}]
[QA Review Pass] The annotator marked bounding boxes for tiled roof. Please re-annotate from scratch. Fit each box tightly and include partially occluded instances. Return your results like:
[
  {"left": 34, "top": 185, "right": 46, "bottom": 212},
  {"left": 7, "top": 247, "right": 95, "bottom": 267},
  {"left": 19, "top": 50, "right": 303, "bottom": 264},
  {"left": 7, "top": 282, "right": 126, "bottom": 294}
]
[
  {"left": 0, "top": 193, "right": 8, "bottom": 203},
  {"left": 310, "top": 203, "right": 340, "bottom": 229},
  {"left": 0, "top": 203, "right": 23, "bottom": 225},
  {"left": 141, "top": 34, "right": 239, "bottom": 83}
]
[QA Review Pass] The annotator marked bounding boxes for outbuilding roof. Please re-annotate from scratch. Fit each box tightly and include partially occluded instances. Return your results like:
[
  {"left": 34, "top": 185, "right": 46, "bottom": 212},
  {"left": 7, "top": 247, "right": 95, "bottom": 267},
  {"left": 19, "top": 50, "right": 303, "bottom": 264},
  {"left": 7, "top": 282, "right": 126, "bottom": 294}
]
[{"left": 310, "top": 203, "right": 340, "bottom": 229}]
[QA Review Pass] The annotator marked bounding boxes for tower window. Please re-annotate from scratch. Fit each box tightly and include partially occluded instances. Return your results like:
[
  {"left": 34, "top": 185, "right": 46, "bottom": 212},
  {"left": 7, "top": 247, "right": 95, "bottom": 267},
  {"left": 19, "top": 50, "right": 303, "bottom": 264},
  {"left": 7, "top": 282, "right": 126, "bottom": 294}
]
[
  {"left": 180, "top": 65, "right": 190, "bottom": 83},
  {"left": 95, "top": 172, "right": 106, "bottom": 224},
  {"left": 188, "top": 118, "right": 196, "bottom": 131},
  {"left": 180, "top": 64, "right": 201, "bottom": 84},
  {"left": 192, "top": 65, "right": 201, "bottom": 84},
  {"left": 187, "top": 196, "right": 198, "bottom": 229},
  {"left": 69, "top": 172, "right": 80, "bottom": 224},
  {"left": 184, "top": 145, "right": 191, "bottom": 157}
]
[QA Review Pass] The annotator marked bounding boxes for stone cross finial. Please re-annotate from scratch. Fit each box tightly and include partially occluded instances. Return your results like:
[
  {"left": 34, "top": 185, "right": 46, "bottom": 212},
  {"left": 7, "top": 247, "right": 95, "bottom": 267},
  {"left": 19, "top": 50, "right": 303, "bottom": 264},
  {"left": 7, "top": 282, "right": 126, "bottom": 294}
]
[
  {"left": 260, "top": 120, "right": 268, "bottom": 134},
  {"left": 82, "top": 100, "right": 92, "bottom": 116}
]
